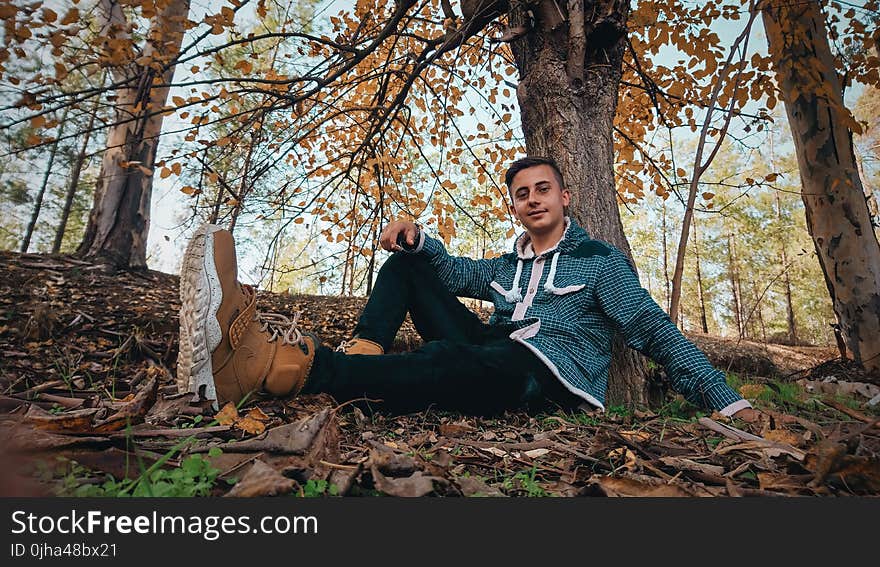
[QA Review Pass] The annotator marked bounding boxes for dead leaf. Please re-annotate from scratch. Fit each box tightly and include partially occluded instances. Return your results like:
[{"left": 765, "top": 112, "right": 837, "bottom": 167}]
[
  {"left": 214, "top": 402, "right": 239, "bottom": 426},
  {"left": 457, "top": 476, "right": 505, "bottom": 497},
  {"left": 222, "top": 409, "right": 331, "bottom": 454},
  {"left": 763, "top": 429, "right": 803, "bottom": 448},
  {"left": 92, "top": 376, "right": 158, "bottom": 432},
  {"left": 1, "top": 422, "right": 109, "bottom": 452},
  {"left": 369, "top": 445, "right": 417, "bottom": 477},
  {"left": 224, "top": 460, "right": 295, "bottom": 497},
  {"left": 439, "top": 421, "right": 475, "bottom": 436},
  {"left": 589, "top": 476, "right": 695, "bottom": 497},
  {"left": 371, "top": 466, "right": 436, "bottom": 497},
  {"left": 24, "top": 405, "right": 101, "bottom": 433},
  {"left": 619, "top": 429, "right": 651, "bottom": 443},
  {"left": 608, "top": 447, "right": 638, "bottom": 471},
  {"left": 524, "top": 448, "right": 550, "bottom": 459},
  {"left": 716, "top": 440, "right": 806, "bottom": 461},
  {"left": 235, "top": 415, "right": 267, "bottom": 435}
]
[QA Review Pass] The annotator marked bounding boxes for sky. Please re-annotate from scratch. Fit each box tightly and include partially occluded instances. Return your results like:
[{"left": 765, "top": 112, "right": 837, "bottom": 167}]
[{"left": 142, "top": 0, "right": 872, "bottom": 285}]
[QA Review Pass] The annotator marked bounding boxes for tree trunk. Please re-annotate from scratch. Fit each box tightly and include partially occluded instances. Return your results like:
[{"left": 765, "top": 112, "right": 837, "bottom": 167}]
[
  {"left": 774, "top": 191, "right": 798, "bottom": 343},
  {"left": 78, "top": 0, "right": 191, "bottom": 269},
  {"left": 22, "top": 109, "right": 68, "bottom": 253},
  {"left": 54, "top": 94, "right": 101, "bottom": 254},
  {"left": 763, "top": 1, "right": 880, "bottom": 371},
  {"left": 509, "top": 0, "right": 651, "bottom": 407},
  {"left": 662, "top": 199, "right": 671, "bottom": 313},
  {"left": 727, "top": 230, "right": 744, "bottom": 339},
  {"left": 693, "top": 219, "right": 709, "bottom": 334}
]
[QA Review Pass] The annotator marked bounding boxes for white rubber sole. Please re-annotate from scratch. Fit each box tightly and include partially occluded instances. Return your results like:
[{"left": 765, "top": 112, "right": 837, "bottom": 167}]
[{"left": 177, "top": 224, "right": 224, "bottom": 409}]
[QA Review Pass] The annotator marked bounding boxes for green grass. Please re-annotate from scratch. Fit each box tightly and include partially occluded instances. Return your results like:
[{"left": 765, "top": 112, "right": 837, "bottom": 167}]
[
  {"left": 501, "top": 467, "right": 549, "bottom": 497},
  {"left": 55, "top": 449, "right": 223, "bottom": 497}
]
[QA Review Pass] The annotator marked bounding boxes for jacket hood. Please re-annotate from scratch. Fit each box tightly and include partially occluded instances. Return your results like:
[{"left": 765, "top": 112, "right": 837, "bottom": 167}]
[{"left": 513, "top": 217, "right": 591, "bottom": 259}]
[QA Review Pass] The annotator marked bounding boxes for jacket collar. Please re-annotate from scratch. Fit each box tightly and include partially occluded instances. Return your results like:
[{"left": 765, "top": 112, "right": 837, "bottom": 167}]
[{"left": 514, "top": 216, "right": 573, "bottom": 259}]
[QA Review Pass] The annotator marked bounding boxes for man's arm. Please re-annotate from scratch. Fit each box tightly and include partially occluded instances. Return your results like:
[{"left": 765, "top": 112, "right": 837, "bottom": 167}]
[
  {"left": 380, "top": 220, "right": 498, "bottom": 300},
  {"left": 594, "top": 250, "right": 752, "bottom": 416}
]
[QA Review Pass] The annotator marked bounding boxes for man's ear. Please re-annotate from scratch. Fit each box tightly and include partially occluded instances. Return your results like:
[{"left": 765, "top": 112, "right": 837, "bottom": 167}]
[
  {"left": 508, "top": 201, "right": 520, "bottom": 223},
  {"left": 562, "top": 188, "right": 571, "bottom": 208}
]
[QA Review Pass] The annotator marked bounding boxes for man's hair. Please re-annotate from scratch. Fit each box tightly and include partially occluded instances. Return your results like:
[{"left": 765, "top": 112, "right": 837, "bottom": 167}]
[{"left": 504, "top": 156, "right": 566, "bottom": 192}]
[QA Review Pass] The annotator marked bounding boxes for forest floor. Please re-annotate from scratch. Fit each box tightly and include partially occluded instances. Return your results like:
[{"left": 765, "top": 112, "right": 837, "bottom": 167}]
[{"left": 1, "top": 250, "right": 878, "bottom": 497}]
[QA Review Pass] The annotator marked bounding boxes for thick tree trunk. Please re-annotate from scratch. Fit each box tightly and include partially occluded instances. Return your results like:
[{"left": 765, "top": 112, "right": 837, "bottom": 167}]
[
  {"left": 763, "top": 1, "right": 880, "bottom": 371},
  {"left": 78, "top": 0, "right": 191, "bottom": 269},
  {"left": 509, "top": 0, "right": 652, "bottom": 407}
]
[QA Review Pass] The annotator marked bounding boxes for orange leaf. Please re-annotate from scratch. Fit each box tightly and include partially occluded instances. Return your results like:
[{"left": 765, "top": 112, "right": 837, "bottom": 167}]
[
  {"left": 61, "top": 8, "right": 79, "bottom": 26},
  {"left": 214, "top": 402, "right": 239, "bottom": 426}
]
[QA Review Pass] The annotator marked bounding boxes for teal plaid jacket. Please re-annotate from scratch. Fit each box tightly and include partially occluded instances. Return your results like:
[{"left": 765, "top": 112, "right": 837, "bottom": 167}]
[{"left": 411, "top": 217, "right": 748, "bottom": 414}]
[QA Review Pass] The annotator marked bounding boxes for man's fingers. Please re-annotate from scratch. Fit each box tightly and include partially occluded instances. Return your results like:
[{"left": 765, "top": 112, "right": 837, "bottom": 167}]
[{"left": 406, "top": 224, "right": 416, "bottom": 245}]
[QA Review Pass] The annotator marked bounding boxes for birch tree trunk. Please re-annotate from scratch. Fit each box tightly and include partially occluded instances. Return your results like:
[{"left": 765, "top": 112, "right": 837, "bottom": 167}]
[
  {"left": 509, "top": 0, "right": 652, "bottom": 406},
  {"left": 77, "top": 0, "right": 191, "bottom": 269},
  {"left": 763, "top": 0, "right": 880, "bottom": 370}
]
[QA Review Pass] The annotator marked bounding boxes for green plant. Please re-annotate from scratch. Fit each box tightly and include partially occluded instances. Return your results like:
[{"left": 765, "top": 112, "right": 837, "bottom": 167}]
[
  {"left": 758, "top": 380, "right": 803, "bottom": 409},
  {"left": 606, "top": 404, "right": 632, "bottom": 418},
  {"left": 57, "top": 449, "right": 223, "bottom": 497},
  {"left": 502, "top": 467, "right": 549, "bottom": 497},
  {"left": 658, "top": 397, "right": 705, "bottom": 422},
  {"left": 298, "top": 479, "right": 339, "bottom": 497},
  {"left": 177, "top": 414, "right": 204, "bottom": 429}
]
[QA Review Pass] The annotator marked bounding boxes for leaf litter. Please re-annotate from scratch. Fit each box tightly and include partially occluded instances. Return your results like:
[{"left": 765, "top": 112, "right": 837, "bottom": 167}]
[{"left": 1, "top": 250, "right": 879, "bottom": 497}]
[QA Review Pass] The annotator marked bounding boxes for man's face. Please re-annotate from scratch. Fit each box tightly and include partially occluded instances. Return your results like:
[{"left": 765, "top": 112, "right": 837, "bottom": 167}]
[{"left": 509, "top": 164, "right": 570, "bottom": 236}]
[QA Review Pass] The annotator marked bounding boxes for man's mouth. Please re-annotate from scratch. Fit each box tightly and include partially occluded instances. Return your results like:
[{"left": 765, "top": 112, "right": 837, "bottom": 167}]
[{"left": 528, "top": 209, "right": 547, "bottom": 217}]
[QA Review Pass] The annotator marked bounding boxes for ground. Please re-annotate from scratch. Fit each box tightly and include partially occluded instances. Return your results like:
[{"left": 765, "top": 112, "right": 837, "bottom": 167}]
[{"left": 1, "top": 250, "right": 878, "bottom": 497}]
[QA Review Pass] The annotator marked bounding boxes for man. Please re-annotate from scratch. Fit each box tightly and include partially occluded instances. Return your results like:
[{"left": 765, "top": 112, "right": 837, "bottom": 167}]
[{"left": 176, "top": 156, "right": 760, "bottom": 422}]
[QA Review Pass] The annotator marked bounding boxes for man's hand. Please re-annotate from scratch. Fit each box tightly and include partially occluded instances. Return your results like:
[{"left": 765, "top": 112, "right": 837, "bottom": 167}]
[
  {"left": 732, "top": 407, "right": 764, "bottom": 423},
  {"left": 379, "top": 220, "right": 419, "bottom": 252}
]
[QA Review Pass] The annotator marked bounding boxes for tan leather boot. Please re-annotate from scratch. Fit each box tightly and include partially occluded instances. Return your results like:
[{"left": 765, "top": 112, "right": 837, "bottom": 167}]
[
  {"left": 177, "top": 224, "right": 317, "bottom": 408},
  {"left": 335, "top": 337, "right": 384, "bottom": 355}
]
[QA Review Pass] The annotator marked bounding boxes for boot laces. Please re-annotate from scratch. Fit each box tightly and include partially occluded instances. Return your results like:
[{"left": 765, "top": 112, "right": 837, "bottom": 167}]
[
  {"left": 254, "top": 310, "right": 305, "bottom": 346},
  {"left": 335, "top": 339, "right": 355, "bottom": 353}
]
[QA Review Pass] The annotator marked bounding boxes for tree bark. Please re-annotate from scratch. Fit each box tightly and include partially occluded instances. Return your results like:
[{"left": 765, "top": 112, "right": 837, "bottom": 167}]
[
  {"left": 22, "top": 109, "right": 68, "bottom": 253},
  {"left": 77, "top": 0, "right": 191, "bottom": 269},
  {"left": 763, "top": 0, "right": 880, "bottom": 371},
  {"left": 727, "top": 230, "right": 744, "bottom": 339},
  {"left": 509, "top": 0, "right": 652, "bottom": 407},
  {"left": 693, "top": 218, "right": 709, "bottom": 334},
  {"left": 54, "top": 93, "right": 101, "bottom": 254}
]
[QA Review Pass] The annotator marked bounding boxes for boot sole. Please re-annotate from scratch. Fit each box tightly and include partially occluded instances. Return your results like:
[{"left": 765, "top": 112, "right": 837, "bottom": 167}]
[{"left": 177, "top": 224, "right": 224, "bottom": 408}]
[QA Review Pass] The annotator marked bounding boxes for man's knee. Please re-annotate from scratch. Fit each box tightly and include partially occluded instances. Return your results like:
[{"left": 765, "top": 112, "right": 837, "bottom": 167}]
[{"left": 378, "top": 252, "right": 432, "bottom": 279}]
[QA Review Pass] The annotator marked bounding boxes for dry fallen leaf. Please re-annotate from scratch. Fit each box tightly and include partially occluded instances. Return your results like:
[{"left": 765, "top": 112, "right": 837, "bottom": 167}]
[
  {"left": 214, "top": 402, "right": 239, "bottom": 426},
  {"left": 590, "top": 476, "right": 694, "bottom": 497},
  {"left": 224, "top": 460, "right": 295, "bottom": 497},
  {"left": 371, "top": 465, "right": 436, "bottom": 497}
]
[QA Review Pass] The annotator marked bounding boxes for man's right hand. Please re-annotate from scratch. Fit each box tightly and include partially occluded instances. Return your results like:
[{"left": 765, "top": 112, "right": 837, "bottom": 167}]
[{"left": 379, "top": 220, "right": 419, "bottom": 252}]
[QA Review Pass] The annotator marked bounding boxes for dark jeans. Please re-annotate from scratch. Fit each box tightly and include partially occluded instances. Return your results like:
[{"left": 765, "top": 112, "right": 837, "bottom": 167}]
[{"left": 301, "top": 253, "right": 578, "bottom": 415}]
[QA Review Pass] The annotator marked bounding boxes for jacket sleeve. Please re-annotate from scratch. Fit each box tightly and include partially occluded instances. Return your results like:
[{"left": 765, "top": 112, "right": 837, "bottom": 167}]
[
  {"left": 403, "top": 230, "right": 497, "bottom": 301},
  {"left": 594, "top": 250, "right": 749, "bottom": 414}
]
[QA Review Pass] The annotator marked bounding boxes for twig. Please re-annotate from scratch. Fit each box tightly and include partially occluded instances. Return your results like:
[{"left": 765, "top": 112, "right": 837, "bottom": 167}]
[{"left": 698, "top": 417, "right": 764, "bottom": 442}]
